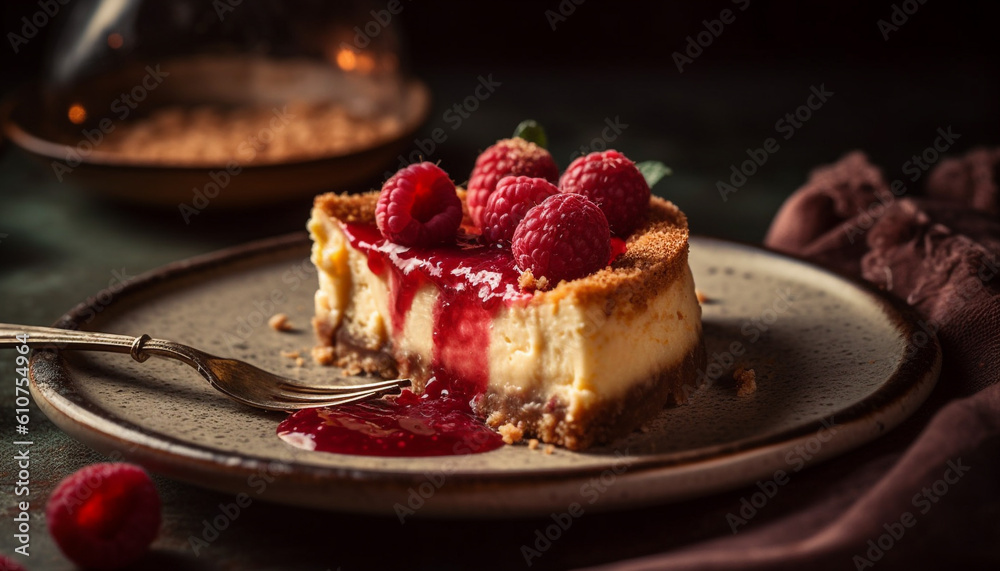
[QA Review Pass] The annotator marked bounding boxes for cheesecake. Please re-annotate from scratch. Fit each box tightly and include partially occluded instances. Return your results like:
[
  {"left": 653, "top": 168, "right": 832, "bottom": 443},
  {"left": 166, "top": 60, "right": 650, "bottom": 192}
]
[{"left": 307, "top": 190, "right": 706, "bottom": 450}]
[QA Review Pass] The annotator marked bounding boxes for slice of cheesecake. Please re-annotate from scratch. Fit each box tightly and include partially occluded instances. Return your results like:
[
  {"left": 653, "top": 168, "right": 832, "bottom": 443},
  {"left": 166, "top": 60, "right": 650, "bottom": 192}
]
[{"left": 308, "top": 191, "right": 705, "bottom": 450}]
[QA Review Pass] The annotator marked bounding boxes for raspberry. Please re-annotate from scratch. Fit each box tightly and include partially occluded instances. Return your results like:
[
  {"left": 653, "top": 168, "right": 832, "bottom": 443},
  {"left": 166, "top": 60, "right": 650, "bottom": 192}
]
[
  {"left": 559, "top": 150, "right": 651, "bottom": 236},
  {"left": 512, "top": 193, "right": 611, "bottom": 284},
  {"left": 0, "top": 554, "right": 26, "bottom": 571},
  {"left": 467, "top": 138, "right": 559, "bottom": 227},
  {"left": 46, "top": 463, "right": 161, "bottom": 570},
  {"left": 376, "top": 162, "right": 462, "bottom": 247},
  {"left": 481, "top": 176, "right": 559, "bottom": 244}
]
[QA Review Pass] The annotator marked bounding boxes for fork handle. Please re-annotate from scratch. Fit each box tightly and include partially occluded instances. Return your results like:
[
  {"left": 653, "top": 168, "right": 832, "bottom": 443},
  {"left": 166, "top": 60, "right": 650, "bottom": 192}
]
[{"left": 0, "top": 323, "right": 158, "bottom": 363}]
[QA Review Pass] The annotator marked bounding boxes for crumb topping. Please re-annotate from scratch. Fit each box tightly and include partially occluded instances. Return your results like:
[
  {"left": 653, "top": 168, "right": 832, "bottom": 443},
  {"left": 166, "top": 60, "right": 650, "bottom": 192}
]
[
  {"left": 314, "top": 192, "right": 380, "bottom": 225},
  {"left": 314, "top": 191, "right": 690, "bottom": 312},
  {"left": 518, "top": 269, "right": 550, "bottom": 292},
  {"left": 95, "top": 102, "right": 404, "bottom": 166}
]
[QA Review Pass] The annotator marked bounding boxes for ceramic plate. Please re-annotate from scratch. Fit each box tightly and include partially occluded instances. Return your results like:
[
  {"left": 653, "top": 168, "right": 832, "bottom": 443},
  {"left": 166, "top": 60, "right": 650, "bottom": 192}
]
[{"left": 29, "top": 235, "right": 940, "bottom": 517}]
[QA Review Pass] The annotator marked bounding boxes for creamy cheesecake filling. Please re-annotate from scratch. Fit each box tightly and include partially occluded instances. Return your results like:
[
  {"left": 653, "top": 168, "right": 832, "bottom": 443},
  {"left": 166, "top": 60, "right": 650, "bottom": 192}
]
[{"left": 488, "top": 267, "right": 701, "bottom": 421}]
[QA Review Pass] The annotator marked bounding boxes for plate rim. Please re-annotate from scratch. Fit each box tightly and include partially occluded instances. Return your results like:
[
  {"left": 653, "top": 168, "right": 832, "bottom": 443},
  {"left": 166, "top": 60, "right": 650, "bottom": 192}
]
[{"left": 28, "top": 232, "right": 942, "bottom": 510}]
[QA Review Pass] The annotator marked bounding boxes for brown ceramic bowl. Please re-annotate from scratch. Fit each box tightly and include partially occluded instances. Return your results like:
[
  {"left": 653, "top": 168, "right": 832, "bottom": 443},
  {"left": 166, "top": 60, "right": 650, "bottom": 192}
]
[{"left": 3, "top": 71, "right": 430, "bottom": 208}]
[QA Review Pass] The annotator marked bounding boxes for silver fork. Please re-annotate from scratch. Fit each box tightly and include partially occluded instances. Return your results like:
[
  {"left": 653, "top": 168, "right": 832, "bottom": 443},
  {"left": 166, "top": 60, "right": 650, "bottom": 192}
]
[{"left": 1, "top": 324, "right": 410, "bottom": 411}]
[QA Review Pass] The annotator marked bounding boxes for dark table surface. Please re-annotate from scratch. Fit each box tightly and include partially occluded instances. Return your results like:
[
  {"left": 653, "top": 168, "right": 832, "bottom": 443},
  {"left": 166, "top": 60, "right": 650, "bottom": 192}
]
[{"left": 1, "top": 62, "right": 997, "bottom": 570}]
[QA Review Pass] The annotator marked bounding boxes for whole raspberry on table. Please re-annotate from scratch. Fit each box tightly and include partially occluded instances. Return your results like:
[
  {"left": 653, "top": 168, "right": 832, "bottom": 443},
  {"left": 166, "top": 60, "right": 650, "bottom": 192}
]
[
  {"left": 376, "top": 162, "right": 462, "bottom": 247},
  {"left": 481, "top": 176, "right": 559, "bottom": 244},
  {"left": 0, "top": 554, "right": 27, "bottom": 571},
  {"left": 512, "top": 193, "right": 611, "bottom": 285},
  {"left": 467, "top": 138, "right": 560, "bottom": 227},
  {"left": 46, "top": 463, "right": 161, "bottom": 570},
  {"left": 559, "top": 149, "right": 651, "bottom": 237}
]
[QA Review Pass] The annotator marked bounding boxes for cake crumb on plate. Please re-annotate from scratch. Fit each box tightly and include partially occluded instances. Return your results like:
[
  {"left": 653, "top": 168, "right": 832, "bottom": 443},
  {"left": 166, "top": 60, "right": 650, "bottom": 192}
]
[
  {"left": 311, "top": 345, "right": 335, "bottom": 366},
  {"left": 734, "top": 366, "right": 757, "bottom": 397},
  {"left": 335, "top": 358, "right": 364, "bottom": 376},
  {"left": 544, "top": 444, "right": 555, "bottom": 455},
  {"left": 528, "top": 438, "right": 540, "bottom": 450},
  {"left": 268, "top": 313, "right": 294, "bottom": 332},
  {"left": 499, "top": 423, "right": 524, "bottom": 445},
  {"left": 280, "top": 349, "right": 301, "bottom": 359}
]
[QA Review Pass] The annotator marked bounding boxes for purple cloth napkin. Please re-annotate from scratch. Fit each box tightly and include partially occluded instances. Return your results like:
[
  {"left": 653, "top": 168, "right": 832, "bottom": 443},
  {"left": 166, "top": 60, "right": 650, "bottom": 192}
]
[{"left": 589, "top": 149, "right": 1000, "bottom": 570}]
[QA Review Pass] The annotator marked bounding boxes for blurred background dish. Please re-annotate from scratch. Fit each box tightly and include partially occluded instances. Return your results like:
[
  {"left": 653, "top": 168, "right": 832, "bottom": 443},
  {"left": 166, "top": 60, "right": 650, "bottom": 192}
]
[{"left": 2, "top": 0, "right": 429, "bottom": 207}]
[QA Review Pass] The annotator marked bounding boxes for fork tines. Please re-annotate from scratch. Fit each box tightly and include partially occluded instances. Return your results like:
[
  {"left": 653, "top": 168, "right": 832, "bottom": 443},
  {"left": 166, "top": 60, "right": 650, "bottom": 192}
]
[
  {"left": 276, "top": 388, "right": 390, "bottom": 408},
  {"left": 280, "top": 378, "right": 411, "bottom": 394}
]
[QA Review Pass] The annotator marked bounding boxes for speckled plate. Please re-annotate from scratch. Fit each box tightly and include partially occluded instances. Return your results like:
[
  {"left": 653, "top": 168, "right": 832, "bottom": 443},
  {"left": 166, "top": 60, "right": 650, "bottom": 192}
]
[{"left": 29, "top": 234, "right": 940, "bottom": 517}]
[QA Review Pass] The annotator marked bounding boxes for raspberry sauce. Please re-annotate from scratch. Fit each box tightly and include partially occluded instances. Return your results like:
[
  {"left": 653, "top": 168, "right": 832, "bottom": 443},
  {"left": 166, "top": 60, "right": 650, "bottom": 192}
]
[
  {"left": 276, "top": 377, "right": 502, "bottom": 456},
  {"left": 277, "top": 223, "right": 528, "bottom": 457},
  {"left": 610, "top": 237, "right": 627, "bottom": 264}
]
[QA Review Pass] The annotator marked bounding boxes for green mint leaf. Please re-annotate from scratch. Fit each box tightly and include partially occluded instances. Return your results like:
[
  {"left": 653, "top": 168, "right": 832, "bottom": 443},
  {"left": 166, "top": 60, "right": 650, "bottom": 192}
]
[
  {"left": 636, "top": 160, "right": 673, "bottom": 189},
  {"left": 513, "top": 120, "right": 548, "bottom": 149}
]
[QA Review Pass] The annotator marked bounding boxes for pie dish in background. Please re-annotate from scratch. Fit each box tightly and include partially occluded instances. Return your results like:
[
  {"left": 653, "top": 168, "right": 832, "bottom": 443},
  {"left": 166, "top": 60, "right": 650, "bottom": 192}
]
[{"left": 2, "top": 0, "right": 429, "bottom": 207}]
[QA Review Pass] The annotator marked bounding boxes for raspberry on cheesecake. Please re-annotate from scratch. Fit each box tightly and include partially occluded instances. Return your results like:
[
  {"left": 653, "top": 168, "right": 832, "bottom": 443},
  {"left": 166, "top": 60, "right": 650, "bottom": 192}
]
[
  {"left": 306, "top": 150, "right": 705, "bottom": 451},
  {"left": 467, "top": 138, "right": 560, "bottom": 227},
  {"left": 512, "top": 193, "right": 611, "bottom": 284},
  {"left": 481, "top": 176, "right": 559, "bottom": 245},
  {"left": 560, "top": 150, "right": 652, "bottom": 236}
]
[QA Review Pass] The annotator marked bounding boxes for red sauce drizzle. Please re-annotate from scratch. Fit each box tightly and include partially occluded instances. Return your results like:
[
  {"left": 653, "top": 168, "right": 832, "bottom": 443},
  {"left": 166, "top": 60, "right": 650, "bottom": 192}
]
[
  {"left": 610, "top": 237, "right": 627, "bottom": 263},
  {"left": 278, "top": 224, "right": 530, "bottom": 457},
  {"left": 276, "top": 376, "right": 501, "bottom": 457},
  {"left": 278, "top": 224, "right": 630, "bottom": 457}
]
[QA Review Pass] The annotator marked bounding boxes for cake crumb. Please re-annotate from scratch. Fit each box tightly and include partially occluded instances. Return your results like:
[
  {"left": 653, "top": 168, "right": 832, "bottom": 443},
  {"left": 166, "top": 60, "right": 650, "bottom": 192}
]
[
  {"left": 499, "top": 423, "right": 524, "bottom": 445},
  {"left": 268, "top": 313, "right": 294, "bottom": 332},
  {"left": 280, "top": 349, "right": 301, "bottom": 359},
  {"left": 335, "top": 357, "right": 364, "bottom": 376},
  {"left": 311, "top": 345, "right": 335, "bottom": 366},
  {"left": 518, "top": 269, "right": 535, "bottom": 290},
  {"left": 528, "top": 438, "right": 540, "bottom": 450},
  {"left": 295, "top": 357, "right": 306, "bottom": 368},
  {"left": 518, "top": 269, "right": 550, "bottom": 292},
  {"left": 734, "top": 366, "right": 757, "bottom": 397},
  {"left": 544, "top": 444, "right": 555, "bottom": 455},
  {"left": 696, "top": 289, "right": 710, "bottom": 303}
]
